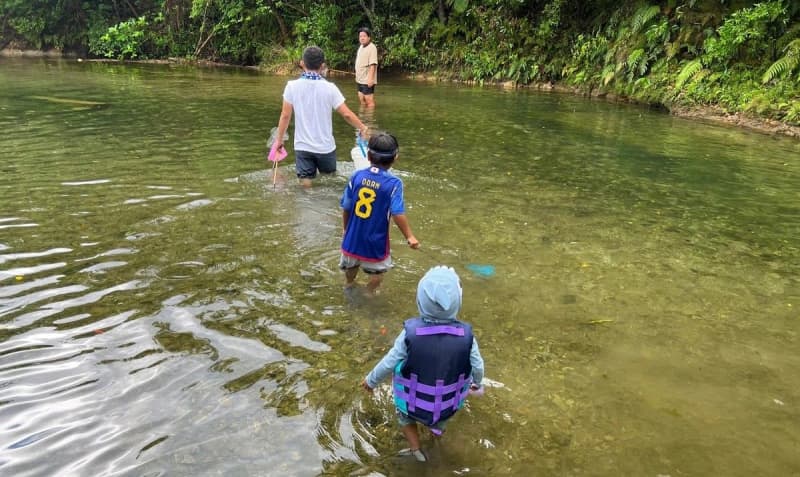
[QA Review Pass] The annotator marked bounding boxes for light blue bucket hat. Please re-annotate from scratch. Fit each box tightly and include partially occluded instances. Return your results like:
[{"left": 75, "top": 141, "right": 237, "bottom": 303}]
[{"left": 416, "top": 266, "right": 462, "bottom": 321}]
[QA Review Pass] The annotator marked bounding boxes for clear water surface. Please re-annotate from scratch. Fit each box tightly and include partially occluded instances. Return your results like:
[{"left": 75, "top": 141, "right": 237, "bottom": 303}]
[{"left": 0, "top": 58, "right": 798, "bottom": 477}]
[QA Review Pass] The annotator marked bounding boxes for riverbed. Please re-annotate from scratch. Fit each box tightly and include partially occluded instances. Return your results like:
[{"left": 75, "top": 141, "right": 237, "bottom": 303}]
[{"left": 1, "top": 58, "right": 798, "bottom": 477}]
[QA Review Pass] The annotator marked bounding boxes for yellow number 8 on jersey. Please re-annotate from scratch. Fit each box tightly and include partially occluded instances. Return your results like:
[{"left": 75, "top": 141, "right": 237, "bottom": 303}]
[{"left": 355, "top": 187, "right": 376, "bottom": 218}]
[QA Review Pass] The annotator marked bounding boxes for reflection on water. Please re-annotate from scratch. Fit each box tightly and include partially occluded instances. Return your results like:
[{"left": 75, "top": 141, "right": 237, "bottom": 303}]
[{"left": 0, "top": 58, "right": 798, "bottom": 477}]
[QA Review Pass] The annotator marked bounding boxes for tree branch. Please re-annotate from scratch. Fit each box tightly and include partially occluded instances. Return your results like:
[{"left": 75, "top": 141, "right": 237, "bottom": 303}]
[
  {"left": 358, "top": 0, "right": 377, "bottom": 28},
  {"left": 273, "top": 11, "right": 289, "bottom": 43},
  {"left": 123, "top": 0, "right": 139, "bottom": 18}
]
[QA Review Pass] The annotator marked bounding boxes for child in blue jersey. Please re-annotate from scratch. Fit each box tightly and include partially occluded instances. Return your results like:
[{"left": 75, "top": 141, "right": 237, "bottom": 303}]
[
  {"left": 339, "top": 132, "right": 419, "bottom": 294},
  {"left": 361, "top": 266, "right": 485, "bottom": 462}
]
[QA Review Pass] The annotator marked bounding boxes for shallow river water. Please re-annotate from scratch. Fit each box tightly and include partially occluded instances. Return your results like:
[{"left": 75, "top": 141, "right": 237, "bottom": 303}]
[{"left": 0, "top": 58, "right": 798, "bottom": 476}]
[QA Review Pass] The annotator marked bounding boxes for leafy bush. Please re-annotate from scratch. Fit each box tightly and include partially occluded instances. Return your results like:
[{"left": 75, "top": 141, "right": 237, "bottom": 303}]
[
  {"left": 382, "top": 4, "right": 434, "bottom": 70},
  {"left": 90, "top": 16, "right": 149, "bottom": 60},
  {"left": 703, "top": 1, "right": 786, "bottom": 68},
  {"left": 293, "top": 4, "right": 347, "bottom": 67},
  {"left": 562, "top": 33, "right": 609, "bottom": 87},
  {"left": 8, "top": 16, "right": 47, "bottom": 48}
]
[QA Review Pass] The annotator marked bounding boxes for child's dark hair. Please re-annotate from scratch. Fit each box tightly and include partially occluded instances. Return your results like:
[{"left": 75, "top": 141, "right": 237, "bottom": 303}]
[{"left": 368, "top": 132, "right": 398, "bottom": 166}]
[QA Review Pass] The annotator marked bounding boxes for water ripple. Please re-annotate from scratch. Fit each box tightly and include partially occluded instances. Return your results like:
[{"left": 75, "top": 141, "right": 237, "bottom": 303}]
[
  {"left": 0, "top": 281, "right": 142, "bottom": 330},
  {"left": 175, "top": 199, "right": 212, "bottom": 210},
  {"left": 42, "top": 280, "right": 142, "bottom": 311},
  {"left": 8, "top": 427, "right": 68, "bottom": 449},
  {"left": 61, "top": 179, "right": 112, "bottom": 186},
  {"left": 0, "top": 248, "right": 72, "bottom": 265},
  {"left": 0, "top": 223, "right": 38, "bottom": 230},
  {"left": 159, "top": 303, "right": 285, "bottom": 368},
  {"left": 75, "top": 248, "right": 136, "bottom": 262},
  {"left": 0, "top": 275, "right": 63, "bottom": 299},
  {"left": 0, "top": 285, "right": 89, "bottom": 319},
  {"left": 0, "top": 263, "right": 66, "bottom": 282},
  {"left": 78, "top": 261, "right": 128, "bottom": 274},
  {"left": 267, "top": 323, "right": 331, "bottom": 352}
]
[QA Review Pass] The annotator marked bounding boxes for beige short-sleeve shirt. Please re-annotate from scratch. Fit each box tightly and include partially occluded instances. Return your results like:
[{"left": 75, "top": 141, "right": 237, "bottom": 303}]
[{"left": 355, "top": 43, "right": 378, "bottom": 85}]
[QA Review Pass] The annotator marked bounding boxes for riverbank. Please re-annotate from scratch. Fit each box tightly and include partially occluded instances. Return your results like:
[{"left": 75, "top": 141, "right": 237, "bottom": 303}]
[
  {"left": 0, "top": 48, "right": 261, "bottom": 70},
  {"left": 568, "top": 84, "right": 800, "bottom": 139},
  {"left": 665, "top": 104, "right": 800, "bottom": 139},
  {"left": 0, "top": 48, "right": 64, "bottom": 58},
  {"left": 404, "top": 71, "right": 800, "bottom": 139}
]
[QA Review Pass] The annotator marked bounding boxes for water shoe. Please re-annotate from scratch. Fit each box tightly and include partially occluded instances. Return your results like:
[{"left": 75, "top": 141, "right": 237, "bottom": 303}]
[{"left": 397, "top": 447, "right": 427, "bottom": 462}]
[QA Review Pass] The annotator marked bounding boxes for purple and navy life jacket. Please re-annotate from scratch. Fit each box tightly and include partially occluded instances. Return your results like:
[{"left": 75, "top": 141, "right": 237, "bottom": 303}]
[{"left": 392, "top": 317, "right": 473, "bottom": 427}]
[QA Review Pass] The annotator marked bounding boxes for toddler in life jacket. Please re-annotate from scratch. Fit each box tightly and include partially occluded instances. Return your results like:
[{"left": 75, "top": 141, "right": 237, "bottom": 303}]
[{"left": 361, "top": 266, "right": 485, "bottom": 462}]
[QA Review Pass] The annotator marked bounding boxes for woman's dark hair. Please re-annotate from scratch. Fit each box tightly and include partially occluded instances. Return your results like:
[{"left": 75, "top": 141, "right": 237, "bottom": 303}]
[
  {"left": 367, "top": 132, "right": 398, "bottom": 166},
  {"left": 358, "top": 27, "right": 372, "bottom": 38}
]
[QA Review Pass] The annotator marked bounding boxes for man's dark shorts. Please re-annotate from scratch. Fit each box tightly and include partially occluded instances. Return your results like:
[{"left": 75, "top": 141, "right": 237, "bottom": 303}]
[
  {"left": 357, "top": 83, "right": 375, "bottom": 95},
  {"left": 295, "top": 150, "right": 337, "bottom": 179}
]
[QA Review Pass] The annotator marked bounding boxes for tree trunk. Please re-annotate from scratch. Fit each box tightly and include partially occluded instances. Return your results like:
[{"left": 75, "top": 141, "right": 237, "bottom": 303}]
[
  {"left": 194, "top": 0, "right": 211, "bottom": 57},
  {"left": 437, "top": 0, "right": 448, "bottom": 25},
  {"left": 358, "top": 0, "right": 378, "bottom": 32},
  {"left": 162, "top": 0, "right": 184, "bottom": 31},
  {"left": 111, "top": 0, "right": 120, "bottom": 23},
  {"left": 123, "top": 0, "right": 139, "bottom": 18},
  {"left": 195, "top": 30, "right": 216, "bottom": 58},
  {"left": 273, "top": 11, "right": 289, "bottom": 43}
]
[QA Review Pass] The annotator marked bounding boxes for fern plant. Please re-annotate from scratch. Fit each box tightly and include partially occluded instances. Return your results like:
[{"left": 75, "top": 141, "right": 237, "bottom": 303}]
[
  {"left": 785, "top": 101, "right": 800, "bottom": 124},
  {"left": 625, "top": 48, "right": 646, "bottom": 80},
  {"left": 601, "top": 63, "right": 615, "bottom": 86},
  {"left": 675, "top": 58, "right": 704, "bottom": 89},
  {"left": 762, "top": 39, "right": 800, "bottom": 83},
  {"left": 631, "top": 5, "right": 661, "bottom": 35}
]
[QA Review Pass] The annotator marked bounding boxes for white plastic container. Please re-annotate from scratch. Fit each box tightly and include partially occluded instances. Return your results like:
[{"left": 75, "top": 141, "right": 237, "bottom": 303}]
[{"left": 351, "top": 146, "right": 370, "bottom": 170}]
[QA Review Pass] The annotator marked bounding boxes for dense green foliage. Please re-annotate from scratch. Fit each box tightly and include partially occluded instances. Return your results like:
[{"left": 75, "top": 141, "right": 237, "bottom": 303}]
[{"left": 1, "top": 0, "right": 798, "bottom": 124}]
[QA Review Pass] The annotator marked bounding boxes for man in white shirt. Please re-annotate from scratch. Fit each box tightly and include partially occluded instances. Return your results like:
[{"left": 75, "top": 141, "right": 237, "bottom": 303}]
[
  {"left": 274, "top": 46, "right": 369, "bottom": 188},
  {"left": 355, "top": 27, "right": 378, "bottom": 108}
]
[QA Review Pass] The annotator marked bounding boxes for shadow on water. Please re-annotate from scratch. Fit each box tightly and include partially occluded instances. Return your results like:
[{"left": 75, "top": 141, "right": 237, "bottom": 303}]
[{"left": 0, "top": 58, "right": 798, "bottom": 476}]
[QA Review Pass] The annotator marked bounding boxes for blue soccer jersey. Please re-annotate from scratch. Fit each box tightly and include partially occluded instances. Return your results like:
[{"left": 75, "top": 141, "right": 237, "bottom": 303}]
[{"left": 341, "top": 166, "right": 405, "bottom": 261}]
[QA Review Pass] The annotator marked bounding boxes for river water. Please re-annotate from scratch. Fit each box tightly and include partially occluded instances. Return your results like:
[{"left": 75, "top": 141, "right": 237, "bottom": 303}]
[{"left": 0, "top": 58, "right": 798, "bottom": 477}]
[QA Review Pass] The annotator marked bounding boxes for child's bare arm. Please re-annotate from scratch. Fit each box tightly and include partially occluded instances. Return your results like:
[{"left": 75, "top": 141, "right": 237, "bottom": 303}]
[
  {"left": 342, "top": 209, "right": 351, "bottom": 235},
  {"left": 392, "top": 214, "right": 419, "bottom": 249}
]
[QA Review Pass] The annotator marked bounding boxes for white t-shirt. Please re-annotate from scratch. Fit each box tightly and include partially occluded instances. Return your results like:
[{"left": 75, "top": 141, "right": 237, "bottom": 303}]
[{"left": 283, "top": 77, "right": 346, "bottom": 154}]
